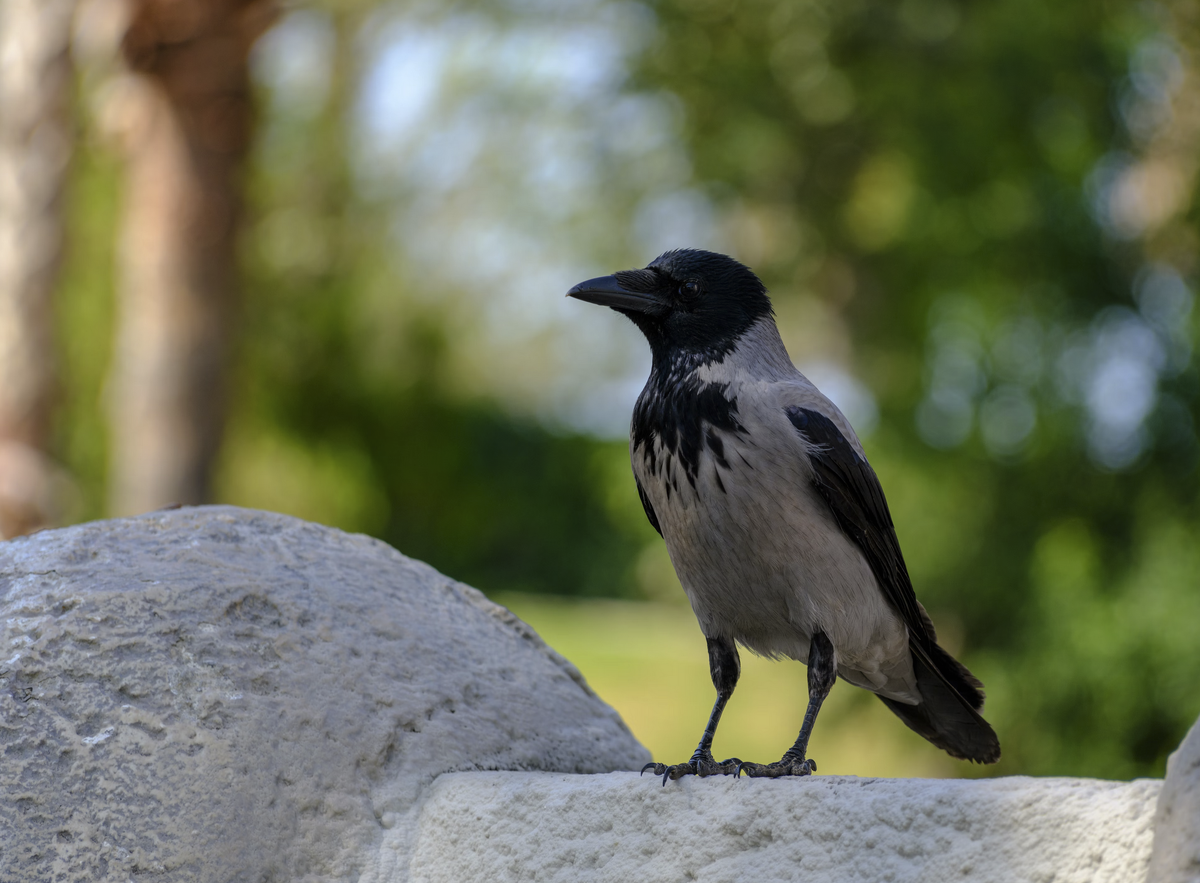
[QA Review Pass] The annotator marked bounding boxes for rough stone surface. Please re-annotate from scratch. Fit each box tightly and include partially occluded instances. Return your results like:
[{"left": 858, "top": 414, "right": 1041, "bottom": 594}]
[
  {"left": 1148, "top": 715, "right": 1200, "bottom": 883},
  {"left": 407, "top": 771, "right": 1161, "bottom": 883},
  {"left": 0, "top": 506, "right": 649, "bottom": 883}
]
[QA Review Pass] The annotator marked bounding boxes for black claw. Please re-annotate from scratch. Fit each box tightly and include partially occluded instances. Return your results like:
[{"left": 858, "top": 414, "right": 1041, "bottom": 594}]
[
  {"left": 734, "top": 756, "right": 817, "bottom": 778},
  {"left": 640, "top": 755, "right": 742, "bottom": 785}
]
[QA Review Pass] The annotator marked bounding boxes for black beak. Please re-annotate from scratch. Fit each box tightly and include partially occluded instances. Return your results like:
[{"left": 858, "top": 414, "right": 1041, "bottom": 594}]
[{"left": 566, "top": 274, "right": 666, "bottom": 315}]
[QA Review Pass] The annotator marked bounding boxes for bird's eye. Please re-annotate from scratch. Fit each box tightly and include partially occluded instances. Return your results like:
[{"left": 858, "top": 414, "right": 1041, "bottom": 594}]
[{"left": 681, "top": 281, "right": 700, "bottom": 297}]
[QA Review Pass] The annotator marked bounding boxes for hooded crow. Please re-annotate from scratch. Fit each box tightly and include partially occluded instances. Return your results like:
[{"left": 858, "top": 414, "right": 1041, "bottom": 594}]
[{"left": 568, "top": 248, "right": 999, "bottom": 782}]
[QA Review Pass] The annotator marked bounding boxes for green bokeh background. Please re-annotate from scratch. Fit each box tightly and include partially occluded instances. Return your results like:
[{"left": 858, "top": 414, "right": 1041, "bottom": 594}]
[{"left": 51, "top": 0, "right": 1200, "bottom": 778}]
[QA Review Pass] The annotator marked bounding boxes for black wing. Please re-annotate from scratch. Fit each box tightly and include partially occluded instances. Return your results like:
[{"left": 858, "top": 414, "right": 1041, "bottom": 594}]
[
  {"left": 785, "top": 406, "right": 931, "bottom": 644},
  {"left": 787, "top": 406, "right": 998, "bottom": 762},
  {"left": 635, "top": 474, "right": 663, "bottom": 537}
]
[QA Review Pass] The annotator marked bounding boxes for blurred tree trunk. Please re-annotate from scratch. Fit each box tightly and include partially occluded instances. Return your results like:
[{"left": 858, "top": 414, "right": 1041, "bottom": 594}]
[
  {"left": 0, "top": 0, "right": 76, "bottom": 537},
  {"left": 107, "top": 0, "right": 275, "bottom": 515},
  {"left": 1138, "top": 1, "right": 1200, "bottom": 271}
]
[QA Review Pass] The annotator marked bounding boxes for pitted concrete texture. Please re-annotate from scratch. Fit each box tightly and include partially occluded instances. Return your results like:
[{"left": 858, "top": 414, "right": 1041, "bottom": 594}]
[
  {"left": 1148, "top": 715, "right": 1200, "bottom": 883},
  {"left": 0, "top": 506, "right": 649, "bottom": 882},
  {"left": 407, "top": 771, "right": 1162, "bottom": 883}
]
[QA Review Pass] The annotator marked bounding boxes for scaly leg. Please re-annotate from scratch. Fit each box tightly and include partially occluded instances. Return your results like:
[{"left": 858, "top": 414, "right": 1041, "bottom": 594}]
[
  {"left": 642, "top": 636, "right": 743, "bottom": 785},
  {"left": 738, "top": 630, "right": 836, "bottom": 778}
]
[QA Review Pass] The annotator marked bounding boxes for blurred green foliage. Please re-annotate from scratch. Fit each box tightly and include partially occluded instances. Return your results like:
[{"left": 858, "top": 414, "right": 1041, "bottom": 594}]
[
  {"left": 221, "top": 4, "right": 660, "bottom": 598},
  {"left": 53, "top": 144, "right": 119, "bottom": 525},
  {"left": 49, "top": 0, "right": 1200, "bottom": 778},
  {"left": 636, "top": 0, "right": 1200, "bottom": 777}
]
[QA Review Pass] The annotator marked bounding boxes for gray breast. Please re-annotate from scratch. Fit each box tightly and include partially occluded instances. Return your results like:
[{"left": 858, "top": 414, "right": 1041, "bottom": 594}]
[{"left": 632, "top": 389, "right": 916, "bottom": 701}]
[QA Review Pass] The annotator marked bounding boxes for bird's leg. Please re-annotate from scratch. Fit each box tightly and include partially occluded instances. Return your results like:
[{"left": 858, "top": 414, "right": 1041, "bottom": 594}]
[
  {"left": 739, "top": 630, "right": 836, "bottom": 778},
  {"left": 642, "top": 636, "right": 743, "bottom": 785}
]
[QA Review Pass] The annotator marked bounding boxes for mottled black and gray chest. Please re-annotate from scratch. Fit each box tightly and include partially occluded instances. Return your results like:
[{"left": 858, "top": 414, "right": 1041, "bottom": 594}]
[{"left": 631, "top": 366, "right": 747, "bottom": 501}]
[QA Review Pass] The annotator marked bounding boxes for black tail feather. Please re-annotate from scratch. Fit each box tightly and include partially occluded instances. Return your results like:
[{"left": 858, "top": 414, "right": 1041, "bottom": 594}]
[{"left": 878, "top": 641, "right": 1000, "bottom": 764}]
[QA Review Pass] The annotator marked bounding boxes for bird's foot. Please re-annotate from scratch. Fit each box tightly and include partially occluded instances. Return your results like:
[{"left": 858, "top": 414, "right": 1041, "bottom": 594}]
[
  {"left": 736, "top": 754, "right": 817, "bottom": 778},
  {"left": 640, "top": 752, "right": 742, "bottom": 785}
]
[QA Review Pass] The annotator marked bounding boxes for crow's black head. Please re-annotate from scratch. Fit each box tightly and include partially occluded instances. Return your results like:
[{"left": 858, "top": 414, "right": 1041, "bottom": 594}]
[{"left": 567, "top": 249, "right": 773, "bottom": 361}]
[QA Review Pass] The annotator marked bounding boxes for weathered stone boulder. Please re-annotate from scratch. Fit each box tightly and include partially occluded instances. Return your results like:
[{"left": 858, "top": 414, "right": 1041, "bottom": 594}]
[
  {"left": 0, "top": 506, "right": 649, "bottom": 882},
  {"left": 1148, "top": 714, "right": 1200, "bottom": 883}
]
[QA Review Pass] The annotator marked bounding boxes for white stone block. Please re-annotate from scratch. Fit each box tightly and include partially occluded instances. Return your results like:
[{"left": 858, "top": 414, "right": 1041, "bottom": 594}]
[
  {"left": 408, "top": 771, "right": 1162, "bottom": 883},
  {"left": 1148, "top": 715, "right": 1200, "bottom": 883}
]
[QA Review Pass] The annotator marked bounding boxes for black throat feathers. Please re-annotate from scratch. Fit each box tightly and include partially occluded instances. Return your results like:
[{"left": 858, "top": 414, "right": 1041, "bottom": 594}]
[{"left": 632, "top": 350, "right": 746, "bottom": 493}]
